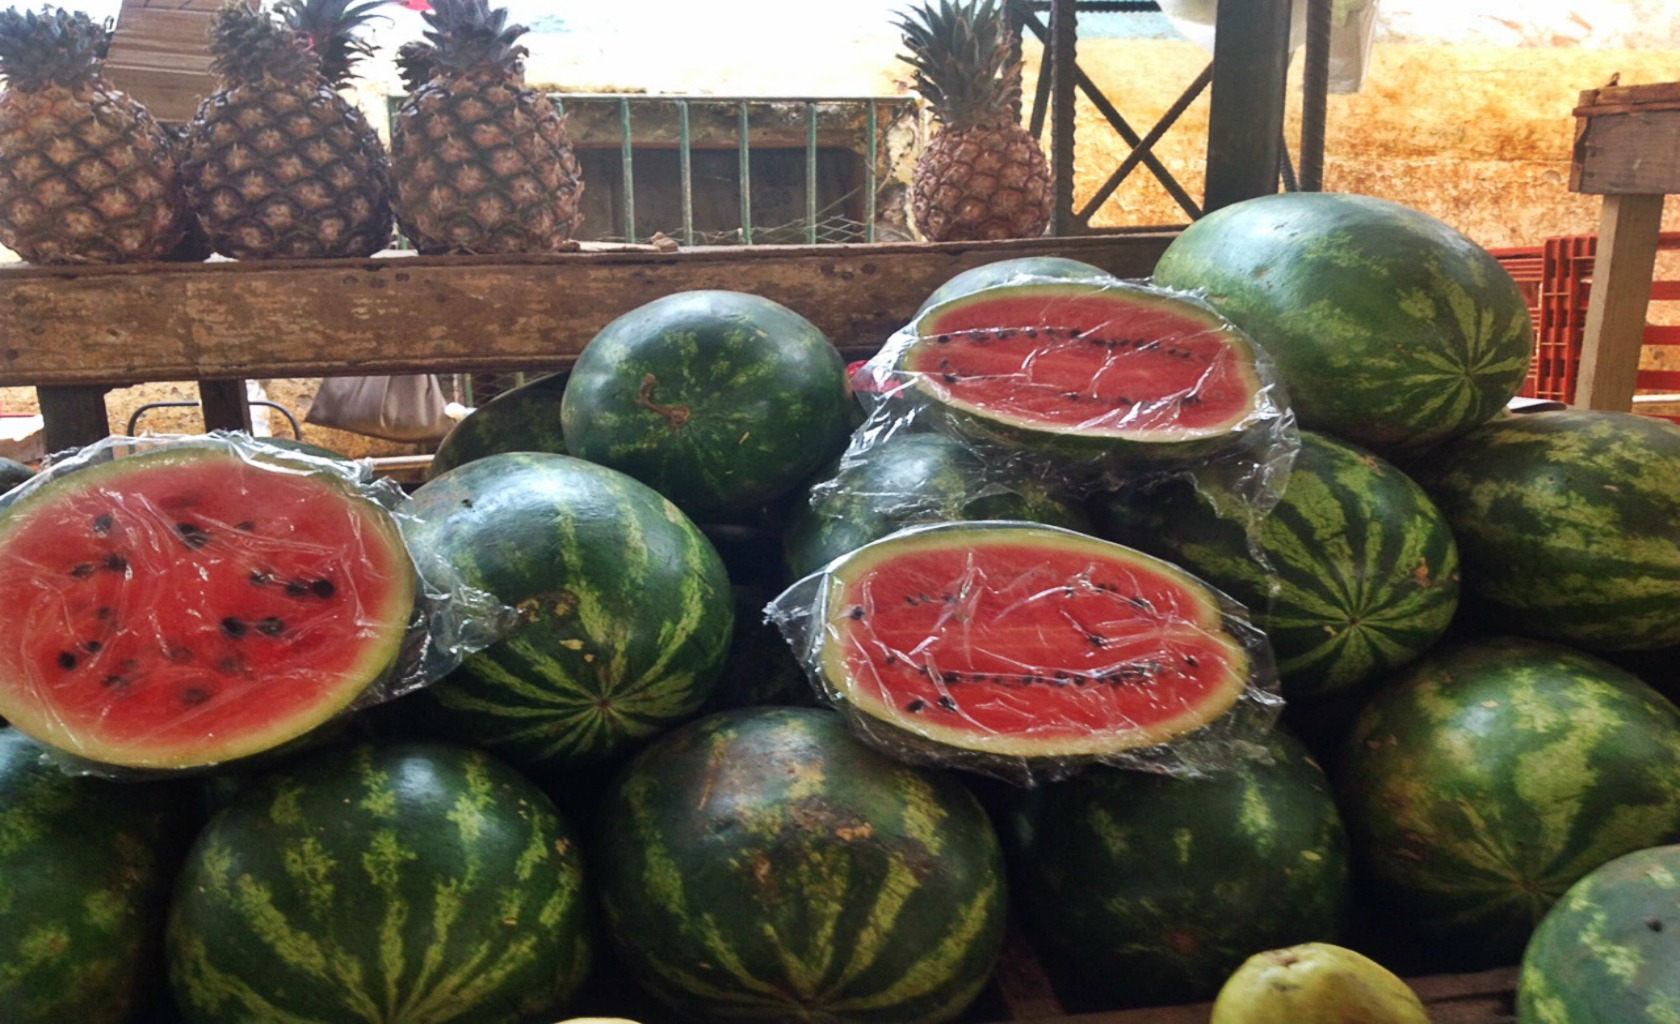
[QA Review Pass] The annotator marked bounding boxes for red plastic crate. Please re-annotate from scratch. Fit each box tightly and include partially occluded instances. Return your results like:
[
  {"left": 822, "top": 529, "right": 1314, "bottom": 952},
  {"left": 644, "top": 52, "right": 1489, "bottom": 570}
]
[{"left": 1500, "top": 232, "right": 1680, "bottom": 419}]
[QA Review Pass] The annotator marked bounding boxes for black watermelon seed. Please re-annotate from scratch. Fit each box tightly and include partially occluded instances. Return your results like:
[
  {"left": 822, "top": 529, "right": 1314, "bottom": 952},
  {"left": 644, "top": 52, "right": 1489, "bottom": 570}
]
[
  {"left": 941, "top": 372, "right": 959, "bottom": 383},
  {"left": 906, "top": 698, "right": 926, "bottom": 713},
  {"left": 101, "top": 674, "right": 127, "bottom": 688},
  {"left": 848, "top": 606, "right": 866, "bottom": 620},
  {"left": 311, "top": 579, "right": 335, "bottom": 599},
  {"left": 250, "top": 570, "right": 273, "bottom": 586},
  {"left": 936, "top": 334, "right": 951, "bottom": 344},
  {"left": 95, "top": 607, "right": 112, "bottom": 620},
  {"left": 1184, "top": 655, "right": 1199, "bottom": 668},
  {"left": 284, "top": 580, "right": 309, "bottom": 598},
  {"left": 940, "top": 670, "right": 962, "bottom": 683},
  {"left": 56, "top": 651, "right": 77, "bottom": 670},
  {"left": 220, "top": 618, "right": 247, "bottom": 639},
  {"left": 234, "top": 521, "right": 256, "bottom": 532},
  {"left": 181, "top": 687, "right": 212, "bottom": 705},
  {"left": 937, "top": 695, "right": 958, "bottom": 711},
  {"left": 176, "top": 523, "right": 211, "bottom": 548},
  {"left": 92, "top": 514, "right": 113, "bottom": 536},
  {"left": 103, "top": 554, "right": 127, "bottom": 572},
  {"left": 69, "top": 563, "right": 96, "bottom": 579},
  {"left": 255, "top": 617, "right": 287, "bottom": 637},
  {"left": 82, "top": 640, "right": 102, "bottom": 653},
  {"left": 884, "top": 654, "right": 899, "bottom": 666}
]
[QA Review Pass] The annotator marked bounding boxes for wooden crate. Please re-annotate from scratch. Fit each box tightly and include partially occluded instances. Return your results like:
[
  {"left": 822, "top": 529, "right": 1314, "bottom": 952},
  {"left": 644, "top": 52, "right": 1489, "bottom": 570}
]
[{"left": 103, "top": 0, "right": 258, "bottom": 123}]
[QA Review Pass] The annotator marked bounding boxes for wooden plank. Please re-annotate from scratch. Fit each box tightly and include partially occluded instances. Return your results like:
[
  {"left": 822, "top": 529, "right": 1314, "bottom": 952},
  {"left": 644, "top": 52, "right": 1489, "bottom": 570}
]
[
  {"left": 0, "top": 234, "right": 1176, "bottom": 388},
  {"left": 1577, "top": 194, "right": 1666, "bottom": 410},
  {"left": 1577, "top": 80, "right": 1680, "bottom": 113},
  {"left": 1571, "top": 109, "right": 1680, "bottom": 195}
]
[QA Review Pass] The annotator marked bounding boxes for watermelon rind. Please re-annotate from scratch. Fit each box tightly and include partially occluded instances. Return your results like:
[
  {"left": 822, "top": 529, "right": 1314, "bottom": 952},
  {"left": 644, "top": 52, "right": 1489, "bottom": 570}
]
[
  {"left": 1334, "top": 635, "right": 1680, "bottom": 970},
  {"left": 1152, "top": 191, "right": 1532, "bottom": 457},
  {"left": 0, "top": 729, "right": 190, "bottom": 1023},
  {"left": 167, "top": 739, "right": 593, "bottom": 1024},
  {"left": 1518, "top": 843, "right": 1680, "bottom": 1023},
  {"left": 860, "top": 279, "right": 1288, "bottom": 471},
  {"left": 915, "top": 255, "right": 1117, "bottom": 314},
  {"left": 0, "top": 436, "right": 420, "bottom": 770},
  {"left": 429, "top": 371, "right": 568, "bottom": 478},
  {"left": 1000, "top": 729, "right": 1350, "bottom": 1010},
  {"left": 773, "top": 520, "right": 1280, "bottom": 779},
  {"left": 593, "top": 706, "right": 1007, "bottom": 1024},
  {"left": 1417, "top": 408, "right": 1680, "bottom": 652}
]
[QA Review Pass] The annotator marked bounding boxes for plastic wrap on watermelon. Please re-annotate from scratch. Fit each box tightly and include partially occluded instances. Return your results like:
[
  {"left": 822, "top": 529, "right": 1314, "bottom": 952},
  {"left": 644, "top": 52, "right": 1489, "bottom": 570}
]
[
  {"left": 0, "top": 434, "right": 518, "bottom": 774},
  {"left": 768, "top": 519, "right": 1284, "bottom": 784},
  {"left": 837, "top": 272, "right": 1299, "bottom": 526}
]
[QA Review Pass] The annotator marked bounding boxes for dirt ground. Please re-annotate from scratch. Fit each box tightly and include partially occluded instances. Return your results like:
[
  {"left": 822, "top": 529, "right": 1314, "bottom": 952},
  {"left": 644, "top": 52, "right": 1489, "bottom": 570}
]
[{"left": 7, "top": 37, "right": 1680, "bottom": 456}]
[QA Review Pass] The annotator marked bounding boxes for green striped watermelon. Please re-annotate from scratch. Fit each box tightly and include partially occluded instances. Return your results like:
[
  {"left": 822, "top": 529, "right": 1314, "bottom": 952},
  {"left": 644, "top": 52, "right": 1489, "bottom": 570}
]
[
  {"left": 429, "top": 372, "right": 567, "bottom": 478},
  {"left": 1152, "top": 192, "right": 1532, "bottom": 457},
  {"left": 785, "top": 521, "right": 1270, "bottom": 776},
  {"left": 593, "top": 706, "right": 1006, "bottom": 1023},
  {"left": 1334, "top": 635, "right": 1680, "bottom": 970},
  {"left": 916, "top": 255, "right": 1115, "bottom": 313},
  {"left": 784, "top": 432, "right": 1091, "bottom": 579},
  {"left": 1418, "top": 409, "right": 1680, "bottom": 652},
  {"left": 0, "top": 437, "right": 418, "bottom": 770},
  {"left": 1518, "top": 843, "right": 1680, "bottom": 1022},
  {"left": 1000, "top": 729, "right": 1350, "bottom": 1010},
  {"left": 0, "top": 456, "right": 32, "bottom": 493},
  {"left": 0, "top": 728, "right": 189, "bottom": 1023},
  {"left": 167, "top": 740, "right": 592, "bottom": 1023},
  {"left": 884, "top": 279, "right": 1282, "bottom": 467},
  {"left": 560, "top": 290, "right": 854, "bottom": 521},
  {"left": 403, "top": 452, "right": 734, "bottom": 773},
  {"left": 1092, "top": 429, "right": 1460, "bottom": 702}
]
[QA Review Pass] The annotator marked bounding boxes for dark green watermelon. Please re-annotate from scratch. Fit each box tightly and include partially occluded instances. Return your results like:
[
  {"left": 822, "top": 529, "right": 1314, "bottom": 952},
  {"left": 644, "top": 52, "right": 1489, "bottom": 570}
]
[
  {"left": 0, "top": 728, "right": 190, "bottom": 1023},
  {"left": 560, "top": 290, "right": 854, "bottom": 521},
  {"left": 167, "top": 740, "right": 592, "bottom": 1023},
  {"left": 1334, "top": 635, "right": 1680, "bottom": 970},
  {"left": 403, "top": 452, "right": 735, "bottom": 773},
  {"left": 1000, "top": 729, "right": 1350, "bottom": 1010},
  {"left": 1519, "top": 843, "right": 1680, "bottom": 1022},
  {"left": 1092, "top": 429, "right": 1460, "bottom": 702},
  {"left": 784, "top": 432, "right": 1091, "bottom": 579},
  {"left": 1152, "top": 191, "right": 1532, "bottom": 457},
  {"left": 593, "top": 706, "right": 1006, "bottom": 1023},
  {"left": 916, "top": 255, "right": 1115, "bottom": 313},
  {"left": 0, "top": 456, "right": 33, "bottom": 493},
  {"left": 429, "top": 371, "right": 567, "bottom": 478},
  {"left": 1418, "top": 409, "right": 1680, "bottom": 652}
]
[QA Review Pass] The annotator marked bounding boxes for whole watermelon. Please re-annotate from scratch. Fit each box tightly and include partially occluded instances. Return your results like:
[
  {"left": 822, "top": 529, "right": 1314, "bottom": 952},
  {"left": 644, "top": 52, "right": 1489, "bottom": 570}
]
[
  {"left": 784, "top": 432, "right": 1091, "bottom": 579},
  {"left": 1519, "top": 843, "right": 1680, "bottom": 1022},
  {"left": 1000, "top": 730, "right": 1349, "bottom": 1010},
  {"left": 0, "top": 729, "right": 189, "bottom": 1023},
  {"left": 1092, "top": 429, "right": 1460, "bottom": 702},
  {"left": 1418, "top": 409, "right": 1680, "bottom": 652},
  {"left": 404, "top": 452, "right": 735, "bottom": 773},
  {"left": 0, "top": 456, "right": 32, "bottom": 493},
  {"left": 560, "top": 290, "right": 854, "bottom": 521},
  {"left": 1152, "top": 192, "right": 1532, "bottom": 456},
  {"left": 1334, "top": 635, "right": 1680, "bottom": 970},
  {"left": 167, "top": 740, "right": 593, "bottom": 1024},
  {"left": 593, "top": 706, "right": 1007, "bottom": 1023},
  {"left": 428, "top": 371, "right": 567, "bottom": 477}
]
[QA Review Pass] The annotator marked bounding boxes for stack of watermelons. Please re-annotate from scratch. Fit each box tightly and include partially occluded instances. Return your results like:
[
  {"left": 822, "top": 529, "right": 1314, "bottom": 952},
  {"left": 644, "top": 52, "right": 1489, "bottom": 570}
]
[{"left": 0, "top": 189, "right": 1676, "bottom": 1024}]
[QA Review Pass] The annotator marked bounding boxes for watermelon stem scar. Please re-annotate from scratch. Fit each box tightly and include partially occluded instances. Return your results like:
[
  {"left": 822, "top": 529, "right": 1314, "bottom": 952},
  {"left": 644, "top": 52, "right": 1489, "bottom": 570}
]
[
  {"left": 772, "top": 520, "right": 1283, "bottom": 782},
  {"left": 635, "top": 373, "right": 692, "bottom": 430}
]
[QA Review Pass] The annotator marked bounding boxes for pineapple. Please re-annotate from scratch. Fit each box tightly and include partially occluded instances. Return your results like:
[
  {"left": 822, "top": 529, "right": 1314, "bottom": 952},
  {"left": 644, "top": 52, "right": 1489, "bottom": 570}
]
[
  {"left": 0, "top": 6, "right": 191, "bottom": 263},
  {"left": 389, "top": 0, "right": 583, "bottom": 254},
  {"left": 896, "top": 0, "right": 1052, "bottom": 242},
  {"left": 181, "top": 0, "right": 395, "bottom": 259}
]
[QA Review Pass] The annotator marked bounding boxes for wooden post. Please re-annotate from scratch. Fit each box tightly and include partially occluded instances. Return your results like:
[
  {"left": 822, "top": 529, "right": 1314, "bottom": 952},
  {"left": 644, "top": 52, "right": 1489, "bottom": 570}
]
[
  {"left": 38, "top": 387, "right": 109, "bottom": 454},
  {"left": 1204, "top": 0, "right": 1294, "bottom": 213},
  {"left": 197, "top": 379, "right": 255, "bottom": 433},
  {"left": 1048, "top": 0, "right": 1078, "bottom": 236},
  {"left": 1570, "top": 80, "right": 1680, "bottom": 411}
]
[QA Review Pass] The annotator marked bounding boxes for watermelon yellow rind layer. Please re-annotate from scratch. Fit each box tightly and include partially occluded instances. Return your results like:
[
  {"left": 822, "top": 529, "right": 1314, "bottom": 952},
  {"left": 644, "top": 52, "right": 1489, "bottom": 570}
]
[
  {"left": 799, "top": 521, "right": 1270, "bottom": 771},
  {"left": 0, "top": 438, "right": 418, "bottom": 770},
  {"left": 889, "top": 279, "right": 1281, "bottom": 463}
]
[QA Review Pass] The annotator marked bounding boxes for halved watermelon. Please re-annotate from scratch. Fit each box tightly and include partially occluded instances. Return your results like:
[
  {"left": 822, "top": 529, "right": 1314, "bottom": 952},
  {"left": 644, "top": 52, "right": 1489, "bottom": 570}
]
[
  {"left": 882, "top": 279, "right": 1282, "bottom": 465},
  {"left": 780, "top": 521, "right": 1271, "bottom": 772},
  {"left": 0, "top": 438, "right": 418, "bottom": 770}
]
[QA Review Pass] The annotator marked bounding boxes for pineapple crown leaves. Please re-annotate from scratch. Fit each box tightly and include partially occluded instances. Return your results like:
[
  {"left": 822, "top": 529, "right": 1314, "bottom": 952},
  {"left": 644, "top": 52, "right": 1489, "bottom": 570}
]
[
  {"left": 894, "top": 0, "right": 1025, "bottom": 130},
  {"left": 416, "top": 0, "right": 529, "bottom": 82},
  {"left": 207, "top": 1, "right": 324, "bottom": 87},
  {"left": 394, "top": 38, "right": 436, "bottom": 92},
  {"left": 277, "top": 0, "right": 398, "bottom": 89},
  {"left": 0, "top": 6, "right": 114, "bottom": 91}
]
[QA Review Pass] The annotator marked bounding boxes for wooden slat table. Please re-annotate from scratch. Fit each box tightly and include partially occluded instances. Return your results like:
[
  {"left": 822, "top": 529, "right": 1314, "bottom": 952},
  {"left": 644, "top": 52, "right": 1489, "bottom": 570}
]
[
  {"left": 1569, "top": 80, "right": 1680, "bottom": 410},
  {"left": 0, "top": 232, "right": 1177, "bottom": 454}
]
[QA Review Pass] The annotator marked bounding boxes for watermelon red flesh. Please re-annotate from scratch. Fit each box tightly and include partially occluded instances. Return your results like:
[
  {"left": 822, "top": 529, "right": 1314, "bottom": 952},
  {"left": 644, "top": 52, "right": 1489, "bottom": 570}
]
[
  {"left": 815, "top": 523, "right": 1253, "bottom": 758},
  {"left": 0, "top": 443, "right": 417, "bottom": 769},
  {"left": 905, "top": 282, "right": 1267, "bottom": 444}
]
